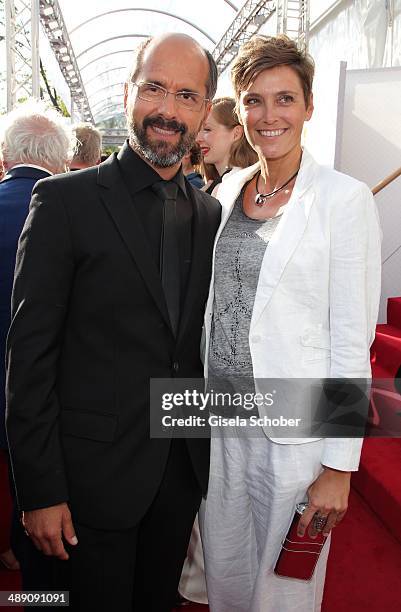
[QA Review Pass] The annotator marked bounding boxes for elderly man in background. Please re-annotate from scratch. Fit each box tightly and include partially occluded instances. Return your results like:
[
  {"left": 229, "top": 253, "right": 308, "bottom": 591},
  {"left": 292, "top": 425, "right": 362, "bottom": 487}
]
[
  {"left": 0, "top": 99, "right": 72, "bottom": 582},
  {"left": 69, "top": 123, "right": 102, "bottom": 170}
]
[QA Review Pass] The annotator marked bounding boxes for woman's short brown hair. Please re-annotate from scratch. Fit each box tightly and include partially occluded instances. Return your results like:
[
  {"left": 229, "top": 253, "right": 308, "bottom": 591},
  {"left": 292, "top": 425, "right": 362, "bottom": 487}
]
[
  {"left": 203, "top": 96, "right": 258, "bottom": 181},
  {"left": 231, "top": 35, "right": 315, "bottom": 106}
]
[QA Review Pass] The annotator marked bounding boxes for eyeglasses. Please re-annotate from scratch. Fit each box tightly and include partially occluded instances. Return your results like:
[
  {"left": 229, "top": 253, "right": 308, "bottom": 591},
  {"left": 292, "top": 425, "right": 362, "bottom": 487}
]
[{"left": 131, "top": 81, "right": 208, "bottom": 112}]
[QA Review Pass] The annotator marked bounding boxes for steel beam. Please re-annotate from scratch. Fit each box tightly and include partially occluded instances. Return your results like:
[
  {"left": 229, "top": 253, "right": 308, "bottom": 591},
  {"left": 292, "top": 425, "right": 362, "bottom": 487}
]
[
  {"left": 39, "top": 0, "right": 93, "bottom": 122},
  {"left": 276, "top": 0, "right": 310, "bottom": 48},
  {"left": 5, "top": 0, "right": 40, "bottom": 111},
  {"left": 212, "top": 0, "right": 276, "bottom": 74}
]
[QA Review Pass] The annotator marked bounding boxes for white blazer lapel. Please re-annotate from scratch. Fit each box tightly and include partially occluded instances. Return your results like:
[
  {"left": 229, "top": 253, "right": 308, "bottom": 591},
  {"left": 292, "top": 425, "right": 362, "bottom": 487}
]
[{"left": 251, "top": 150, "right": 317, "bottom": 327}]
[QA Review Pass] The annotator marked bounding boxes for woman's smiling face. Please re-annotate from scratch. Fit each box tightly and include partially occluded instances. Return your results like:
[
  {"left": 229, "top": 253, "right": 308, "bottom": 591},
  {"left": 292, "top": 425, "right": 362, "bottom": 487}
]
[{"left": 238, "top": 64, "right": 313, "bottom": 163}]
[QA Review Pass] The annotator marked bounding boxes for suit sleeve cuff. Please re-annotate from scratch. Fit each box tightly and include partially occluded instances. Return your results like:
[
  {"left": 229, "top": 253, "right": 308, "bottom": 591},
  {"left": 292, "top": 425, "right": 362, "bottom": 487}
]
[{"left": 321, "top": 437, "right": 364, "bottom": 471}]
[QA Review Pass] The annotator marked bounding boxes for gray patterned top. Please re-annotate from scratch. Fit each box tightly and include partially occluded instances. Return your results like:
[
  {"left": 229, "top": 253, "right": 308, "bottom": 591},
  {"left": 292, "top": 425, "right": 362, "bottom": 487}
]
[{"left": 209, "top": 185, "right": 282, "bottom": 378}]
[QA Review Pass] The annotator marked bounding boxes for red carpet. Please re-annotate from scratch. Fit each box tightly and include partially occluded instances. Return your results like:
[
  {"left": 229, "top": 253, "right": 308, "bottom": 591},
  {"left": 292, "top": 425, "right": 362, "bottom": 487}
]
[
  {"left": 170, "top": 486, "right": 401, "bottom": 612},
  {"left": 353, "top": 438, "right": 401, "bottom": 543},
  {"left": 0, "top": 567, "right": 21, "bottom": 612},
  {"left": 1, "top": 489, "right": 401, "bottom": 612},
  {"left": 3, "top": 484, "right": 400, "bottom": 612},
  {"left": 2, "top": 297, "right": 401, "bottom": 611},
  {"left": 322, "top": 486, "right": 401, "bottom": 611},
  {"left": 0, "top": 450, "right": 12, "bottom": 553}
]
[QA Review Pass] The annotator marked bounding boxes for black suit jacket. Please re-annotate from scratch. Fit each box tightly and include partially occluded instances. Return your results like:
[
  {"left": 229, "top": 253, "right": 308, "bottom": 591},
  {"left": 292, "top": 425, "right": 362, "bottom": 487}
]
[{"left": 6, "top": 152, "right": 221, "bottom": 529}]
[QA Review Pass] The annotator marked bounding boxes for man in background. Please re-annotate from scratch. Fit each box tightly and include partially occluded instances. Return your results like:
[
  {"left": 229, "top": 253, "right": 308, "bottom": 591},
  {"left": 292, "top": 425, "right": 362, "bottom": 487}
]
[
  {"left": 69, "top": 123, "right": 102, "bottom": 170},
  {"left": 0, "top": 99, "right": 72, "bottom": 583}
]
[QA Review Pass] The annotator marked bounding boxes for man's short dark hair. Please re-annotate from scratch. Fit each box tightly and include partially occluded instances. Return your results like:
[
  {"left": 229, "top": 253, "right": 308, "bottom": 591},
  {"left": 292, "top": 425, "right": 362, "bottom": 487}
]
[{"left": 204, "top": 49, "right": 218, "bottom": 100}]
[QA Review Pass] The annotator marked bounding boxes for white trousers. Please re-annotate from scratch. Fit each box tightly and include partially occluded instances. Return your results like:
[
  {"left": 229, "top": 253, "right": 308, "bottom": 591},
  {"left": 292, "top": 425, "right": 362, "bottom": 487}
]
[
  {"left": 199, "top": 428, "right": 331, "bottom": 612},
  {"left": 179, "top": 515, "right": 208, "bottom": 604}
]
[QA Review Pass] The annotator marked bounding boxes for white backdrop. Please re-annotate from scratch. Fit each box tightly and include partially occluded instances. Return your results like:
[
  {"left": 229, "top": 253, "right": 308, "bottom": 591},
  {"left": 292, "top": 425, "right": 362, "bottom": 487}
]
[
  {"left": 306, "top": 0, "right": 401, "bottom": 166},
  {"left": 334, "top": 64, "right": 401, "bottom": 323}
]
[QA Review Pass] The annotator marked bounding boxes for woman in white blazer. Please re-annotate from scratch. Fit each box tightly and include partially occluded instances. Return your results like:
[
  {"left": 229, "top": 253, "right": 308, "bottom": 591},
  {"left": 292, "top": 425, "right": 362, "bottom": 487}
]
[{"left": 199, "top": 36, "right": 382, "bottom": 612}]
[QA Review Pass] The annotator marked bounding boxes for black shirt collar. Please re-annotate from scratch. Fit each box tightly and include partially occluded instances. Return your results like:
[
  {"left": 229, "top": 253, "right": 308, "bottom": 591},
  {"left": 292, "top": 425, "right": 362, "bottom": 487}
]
[{"left": 117, "top": 140, "right": 188, "bottom": 197}]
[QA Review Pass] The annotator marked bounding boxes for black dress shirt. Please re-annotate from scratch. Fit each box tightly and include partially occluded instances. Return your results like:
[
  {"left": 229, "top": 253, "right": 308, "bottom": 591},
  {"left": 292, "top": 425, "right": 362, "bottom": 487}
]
[{"left": 117, "top": 141, "right": 193, "bottom": 313}]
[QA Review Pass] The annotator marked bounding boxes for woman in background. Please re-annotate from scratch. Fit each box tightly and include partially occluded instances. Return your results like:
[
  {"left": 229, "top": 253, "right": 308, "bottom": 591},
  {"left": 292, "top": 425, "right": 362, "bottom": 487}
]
[
  {"left": 196, "top": 96, "right": 257, "bottom": 195},
  {"left": 182, "top": 143, "right": 204, "bottom": 189}
]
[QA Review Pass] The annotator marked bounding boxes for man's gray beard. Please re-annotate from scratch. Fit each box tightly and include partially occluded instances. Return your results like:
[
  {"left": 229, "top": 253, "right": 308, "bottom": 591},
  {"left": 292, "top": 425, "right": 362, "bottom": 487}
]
[{"left": 128, "top": 119, "right": 196, "bottom": 168}]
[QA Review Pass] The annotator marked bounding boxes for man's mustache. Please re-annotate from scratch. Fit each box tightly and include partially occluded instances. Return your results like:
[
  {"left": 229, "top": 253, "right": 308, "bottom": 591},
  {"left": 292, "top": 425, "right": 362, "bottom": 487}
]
[{"left": 143, "top": 115, "right": 187, "bottom": 135}]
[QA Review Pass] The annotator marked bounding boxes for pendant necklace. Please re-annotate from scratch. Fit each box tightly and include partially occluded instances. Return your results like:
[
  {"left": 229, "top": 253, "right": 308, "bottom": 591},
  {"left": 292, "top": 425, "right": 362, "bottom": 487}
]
[{"left": 254, "top": 169, "right": 299, "bottom": 207}]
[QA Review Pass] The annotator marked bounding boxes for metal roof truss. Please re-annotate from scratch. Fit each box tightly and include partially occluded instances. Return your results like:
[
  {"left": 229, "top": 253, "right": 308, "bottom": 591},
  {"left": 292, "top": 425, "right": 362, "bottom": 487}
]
[
  {"left": 39, "top": 0, "right": 93, "bottom": 121},
  {"left": 5, "top": 0, "right": 40, "bottom": 111},
  {"left": 212, "top": 0, "right": 276, "bottom": 74}
]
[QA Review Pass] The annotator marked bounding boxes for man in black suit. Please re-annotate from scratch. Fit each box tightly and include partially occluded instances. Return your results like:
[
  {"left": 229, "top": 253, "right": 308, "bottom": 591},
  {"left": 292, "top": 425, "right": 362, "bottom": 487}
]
[{"left": 6, "top": 33, "right": 220, "bottom": 611}]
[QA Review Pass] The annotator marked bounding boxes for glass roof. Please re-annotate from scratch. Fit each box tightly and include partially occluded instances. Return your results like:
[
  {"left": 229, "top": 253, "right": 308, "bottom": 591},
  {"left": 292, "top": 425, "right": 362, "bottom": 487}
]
[
  {"left": 57, "top": 0, "right": 240, "bottom": 125},
  {"left": 0, "top": 0, "right": 333, "bottom": 122}
]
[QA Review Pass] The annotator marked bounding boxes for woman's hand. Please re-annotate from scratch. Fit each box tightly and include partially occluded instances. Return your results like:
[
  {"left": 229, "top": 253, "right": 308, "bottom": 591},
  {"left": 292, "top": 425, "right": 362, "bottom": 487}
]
[{"left": 297, "top": 467, "right": 351, "bottom": 538}]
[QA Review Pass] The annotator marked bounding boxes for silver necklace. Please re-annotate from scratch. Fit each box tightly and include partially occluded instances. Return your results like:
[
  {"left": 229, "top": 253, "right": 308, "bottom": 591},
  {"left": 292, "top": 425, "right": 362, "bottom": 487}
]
[{"left": 254, "top": 169, "right": 299, "bottom": 206}]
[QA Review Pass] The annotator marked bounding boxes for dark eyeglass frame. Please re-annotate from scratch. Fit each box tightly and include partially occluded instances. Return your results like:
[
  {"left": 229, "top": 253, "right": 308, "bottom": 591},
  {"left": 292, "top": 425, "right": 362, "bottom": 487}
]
[{"left": 130, "top": 81, "right": 209, "bottom": 111}]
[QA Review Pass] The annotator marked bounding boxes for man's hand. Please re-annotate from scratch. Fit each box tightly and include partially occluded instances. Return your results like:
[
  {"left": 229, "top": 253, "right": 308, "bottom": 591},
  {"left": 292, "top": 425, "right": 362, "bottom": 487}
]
[
  {"left": 297, "top": 467, "right": 351, "bottom": 538},
  {"left": 22, "top": 503, "right": 78, "bottom": 560}
]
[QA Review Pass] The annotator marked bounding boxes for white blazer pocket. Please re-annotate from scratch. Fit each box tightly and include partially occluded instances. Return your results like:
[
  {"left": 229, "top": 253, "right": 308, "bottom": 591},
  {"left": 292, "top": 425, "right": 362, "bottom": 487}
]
[{"left": 300, "top": 325, "right": 331, "bottom": 363}]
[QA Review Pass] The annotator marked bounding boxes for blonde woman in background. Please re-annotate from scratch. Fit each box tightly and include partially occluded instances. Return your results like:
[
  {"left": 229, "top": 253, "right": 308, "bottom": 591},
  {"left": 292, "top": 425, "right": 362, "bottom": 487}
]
[{"left": 197, "top": 96, "right": 257, "bottom": 196}]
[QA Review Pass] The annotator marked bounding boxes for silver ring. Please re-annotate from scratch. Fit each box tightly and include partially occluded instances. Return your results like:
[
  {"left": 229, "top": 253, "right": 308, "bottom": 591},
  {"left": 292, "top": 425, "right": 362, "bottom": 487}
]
[{"left": 313, "top": 514, "right": 328, "bottom": 532}]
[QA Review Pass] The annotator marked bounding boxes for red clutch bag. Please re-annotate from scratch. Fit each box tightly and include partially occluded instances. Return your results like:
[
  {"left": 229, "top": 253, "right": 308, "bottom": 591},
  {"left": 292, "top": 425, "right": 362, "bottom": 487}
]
[{"left": 274, "top": 502, "right": 328, "bottom": 581}]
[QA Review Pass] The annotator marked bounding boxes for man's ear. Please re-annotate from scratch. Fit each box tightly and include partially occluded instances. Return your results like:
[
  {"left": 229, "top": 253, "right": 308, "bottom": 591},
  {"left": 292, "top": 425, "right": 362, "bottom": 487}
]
[
  {"left": 123, "top": 82, "right": 129, "bottom": 114},
  {"left": 202, "top": 101, "right": 212, "bottom": 123}
]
